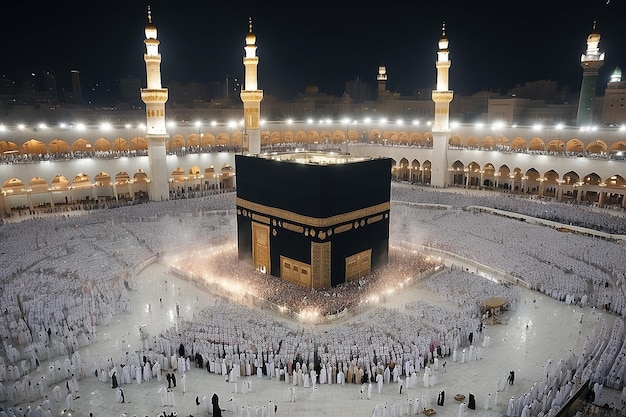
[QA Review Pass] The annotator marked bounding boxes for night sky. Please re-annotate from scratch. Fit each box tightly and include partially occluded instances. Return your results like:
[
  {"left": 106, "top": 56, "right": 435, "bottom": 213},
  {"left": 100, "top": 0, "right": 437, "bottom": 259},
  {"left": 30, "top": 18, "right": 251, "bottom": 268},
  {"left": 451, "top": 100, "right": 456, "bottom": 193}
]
[{"left": 1, "top": 1, "right": 624, "bottom": 100}]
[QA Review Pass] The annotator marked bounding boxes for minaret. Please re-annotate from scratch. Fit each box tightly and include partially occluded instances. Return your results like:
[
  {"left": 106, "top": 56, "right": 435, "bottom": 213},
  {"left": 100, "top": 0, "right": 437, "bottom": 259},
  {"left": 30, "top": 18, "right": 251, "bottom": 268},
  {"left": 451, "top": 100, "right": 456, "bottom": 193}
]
[
  {"left": 377, "top": 63, "right": 387, "bottom": 100},
  {"left": 431, "top": 23, "right": 453, "bottom": 188},
  {"left": 576, "top": 21, "right": 604, "bottom": 127},
  {"left": 240, "top": 17, "right": 263, "bottom": 155},
  {"left": 140, "top": 6, "right": 169, "bottom": 201}
]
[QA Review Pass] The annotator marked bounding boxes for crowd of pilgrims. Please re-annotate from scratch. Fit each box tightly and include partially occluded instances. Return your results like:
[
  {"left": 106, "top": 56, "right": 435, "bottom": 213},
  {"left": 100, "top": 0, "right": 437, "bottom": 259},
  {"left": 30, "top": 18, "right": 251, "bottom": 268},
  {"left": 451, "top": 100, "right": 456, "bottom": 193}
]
[
  {"left": 0, "top": 183, "right": 624, "bottom": 417},
  {"left": 390, "top": 182, "right": 626, "bottom": 235},
  {"left": 167, "top": 245, "right": 443, "bottom": 318}
]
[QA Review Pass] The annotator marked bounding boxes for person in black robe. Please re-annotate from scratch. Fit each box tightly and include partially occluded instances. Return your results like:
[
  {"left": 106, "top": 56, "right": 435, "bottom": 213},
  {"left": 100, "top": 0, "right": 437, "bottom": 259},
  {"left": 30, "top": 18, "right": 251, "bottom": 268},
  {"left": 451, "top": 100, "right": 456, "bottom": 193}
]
[
  {"left": 437, "top": 390, "right": 445, "bottom": 406},
  {"left": 166, "top": 372, "right": 172, "bottom": 388},
  {"left": 111, "top": 371, "right": 118, "bottom": 389},
  {"left": 468, "top": 393, "right": 476, "bottom": 409},
  {"left": 178, "top": 343, "right": 185, "bottom": 357},
  {"left": 171, "top": 372, "right": 177, "bottom": 387},
  {"left": 212, "top": 393, "right": 222, "bottom": 417}
]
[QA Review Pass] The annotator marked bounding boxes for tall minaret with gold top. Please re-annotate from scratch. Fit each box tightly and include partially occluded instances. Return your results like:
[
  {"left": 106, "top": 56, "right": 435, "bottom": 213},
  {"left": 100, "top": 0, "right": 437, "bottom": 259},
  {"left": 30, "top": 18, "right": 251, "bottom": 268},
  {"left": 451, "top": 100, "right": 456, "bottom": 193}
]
[
  {"left": 431, "top": 23, "right": 453, "bottom": 188},
  {"left": 141, "top": 6, "right": 170, "bottom": 201},
  {"left": 240, "top": 18, "right": 263, "bottom": 155},
  {"left": 576, "top": 21, "right": 604, "bottom": 127},
  {"left": 377, "top": 63, "right": 388, "bottom": 99}
]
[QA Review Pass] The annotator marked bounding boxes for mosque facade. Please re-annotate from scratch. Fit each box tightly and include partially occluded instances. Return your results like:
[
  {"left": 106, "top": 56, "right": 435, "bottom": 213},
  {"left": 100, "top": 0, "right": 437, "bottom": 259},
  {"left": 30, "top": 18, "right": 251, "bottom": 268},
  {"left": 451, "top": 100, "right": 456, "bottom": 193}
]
[{"left": 0, "top": 12, "right": 625, "bottom": 215}]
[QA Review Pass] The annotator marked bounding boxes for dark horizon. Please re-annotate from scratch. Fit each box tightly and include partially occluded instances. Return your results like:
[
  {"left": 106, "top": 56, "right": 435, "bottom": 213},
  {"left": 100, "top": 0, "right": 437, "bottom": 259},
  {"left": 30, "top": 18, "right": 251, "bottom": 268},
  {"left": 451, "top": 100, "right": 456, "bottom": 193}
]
[{"left": 1, "top": 1, "right": 624, "bottom": 101}]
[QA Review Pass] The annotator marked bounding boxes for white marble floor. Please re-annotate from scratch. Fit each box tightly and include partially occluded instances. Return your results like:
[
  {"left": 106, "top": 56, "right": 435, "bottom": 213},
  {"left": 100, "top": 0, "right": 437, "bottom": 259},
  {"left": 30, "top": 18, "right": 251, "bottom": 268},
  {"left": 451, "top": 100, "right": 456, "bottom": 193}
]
[{"left": 3, "top": 260, "right": 625, "bottom": 417}]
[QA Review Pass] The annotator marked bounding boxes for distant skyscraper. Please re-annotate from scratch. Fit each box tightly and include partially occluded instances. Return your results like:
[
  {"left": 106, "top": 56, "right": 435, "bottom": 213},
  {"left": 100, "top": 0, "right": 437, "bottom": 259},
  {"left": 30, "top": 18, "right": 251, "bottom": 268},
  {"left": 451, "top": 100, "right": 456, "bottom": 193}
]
[
  {"left": 140, "top": 6, "right": 170, "bottom": 201},
  {"left": 576, "top": 22, "right": 605, "bottom": 126},
  {"left": 70, "top": 70, "right": 82, "bottom": 104},
  {"left": 345, "top": 76, "right": 369, "bottom": 103}
]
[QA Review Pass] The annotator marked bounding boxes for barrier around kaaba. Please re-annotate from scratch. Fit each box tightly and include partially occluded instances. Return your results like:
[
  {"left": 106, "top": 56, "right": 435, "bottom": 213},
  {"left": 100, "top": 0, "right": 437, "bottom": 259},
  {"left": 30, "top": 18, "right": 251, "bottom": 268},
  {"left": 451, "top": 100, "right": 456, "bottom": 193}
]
[{"left": 235, "top": 151, "right": 392, "bottom": 288}]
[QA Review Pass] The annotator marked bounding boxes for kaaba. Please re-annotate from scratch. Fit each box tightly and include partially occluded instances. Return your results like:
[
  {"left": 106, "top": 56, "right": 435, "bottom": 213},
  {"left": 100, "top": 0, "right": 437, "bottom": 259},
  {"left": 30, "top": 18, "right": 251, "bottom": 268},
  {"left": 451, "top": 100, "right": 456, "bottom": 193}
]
[{"left": 235, "top": 152, "right": 392, "bottom": 289}]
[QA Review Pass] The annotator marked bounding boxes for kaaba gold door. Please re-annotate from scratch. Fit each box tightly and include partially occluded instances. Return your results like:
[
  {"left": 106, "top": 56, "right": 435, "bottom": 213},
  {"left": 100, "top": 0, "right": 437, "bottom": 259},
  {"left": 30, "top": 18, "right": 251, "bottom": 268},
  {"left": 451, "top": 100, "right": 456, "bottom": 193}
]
[{"left": 252, "top": 222, "right": 270, "bottom": 274}]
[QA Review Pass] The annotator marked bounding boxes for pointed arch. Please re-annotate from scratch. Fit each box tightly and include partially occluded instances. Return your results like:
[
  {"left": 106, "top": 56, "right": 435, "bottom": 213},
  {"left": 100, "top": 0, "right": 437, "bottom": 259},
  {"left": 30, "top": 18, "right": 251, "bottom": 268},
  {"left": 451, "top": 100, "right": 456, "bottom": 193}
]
[
  {"left": 524, "top": 168, "right": 541, "bottom": 194},
  {"left": 0, "top": 140, "right": 19, "bottom": 155},
  {"left": 466, "top": 161, "right": 482, "bottom": 187},
  {"left": 50, "top": 175, "right": 70, "bottom": 191},
  {"left": 188, "top": 165, "right": 201, "bottom": 176},
  {"left": 563, "top": 171, "right": 580, "bottom": 185},
  {"left": 72, "top": 173, "right": 92, "bottom": 188},
  {"left": 604, "top": 174, "right": 625, "bottom": 190},
  {"left": 496, "top": 135, "right": 510, "bottom": 149},
  {"left": 481, "top": 135, "right": 495, "bottom": 150},
  {"left": 170, "top": 135, "right": 186, "bottom": 151},
  {"left": 587, "top": 139, "right": 608, "bottom": 155},
  {"left": 283, "top": 130, "right": 294, "bottom": 143},
  {"left": 231, "top": 130, "right": 242, "bottom": 146},
  {"left": 482, "top": 163, "right": 496, "bottom": 188},
  {"left": 307, "top": 130, "right": 320, "bottom": 145},
  {"left": 28, "top": 176, "right": 49, "bottom": 192},
  {"left": 295, "top": 130, "right": 307, "bottom": 143},
  {"left": 423, "top": 132, "right": 433, "bottom": 147},
  {"left": 422, "top": 160, "right": 432, "bottom": 184},
  {"left": 465, "top": 135, "right": 479, "bottom": 148},
  {"left": 94, "top": 138, "right": 112, "bottom": 152},
  {"left": 398, "top": 157, "right": 410, "bottom": 181},
  {"left": 510, "top": 137, "right": 527, "bottom": 151},
  {"left": 331, "top": 129, "right": 345, "bottom": 143},
  {"left": 111, "top": 137, "right": 128, "bottom": 152},
  {"left": 496, "top": 165, "right": 512, "bottom": 190},
  {"left": 451, "top": 160, "right": 465, "bottom": 186},
  {"left": 582, "top": 173, "right": 602, "bottom": 186},
  {"left": 129, "top": 136, "right": 148, "bottom": 151},
  {"left": 94, "top": 172, "right": 113, "bottom": 187},
  {"left": 268, "top": 131, "right": 281, "bottom": 145},
  {"left": 171, "top": 167, "right": 186, "bottom": 183},
  {"left": 566, "top": 138, "right": 585, "bottom": 153},
  {"left": 115, "top": 171, "right": 131, "bottom": 185},
  {"left": 201, "top": 133, "right": 216, "bottom": 148},
  {"left": 543, "top": 169, "right": 560, "bottom": 191},
  {"left": 528, "top": 137, "right": 545, "bottom": 152},
  {"left": 21, "top": 139, "right": 47, "bottom": 155},
  {"left": 48, "top": 139, "right": 70, "bottom": 154},
  {"left": 540, "top": 169, "right": 560, "bottom": 197},
  {"left": 406, "top": 131, "right": 421, "bottom": 145},
  {"left": 133, "top": 169, "right": 149, "bottom": 184},
  {"left": 368, "top": 129, "right": 382, "bottom": 143},
  {"left": 546, "top": 138, "right": 565, "bottom": 153},
  {"left": 319, "top": 130, "right": 332, "bottom": 144},
  {"left": 72, "top": 138, "right": 93, "bottom": 153},
  {"left": 2, "top": 177, "right": 27, "bottom": 193},
  {"left": 186, "top": 133, "right": 200, "bottom": 148},
  {"left": 448, "top": 134, "right": 462, "bottom": 148},
  {"left": 608, "top": 140, "right": 626, "bottom": 155}
]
